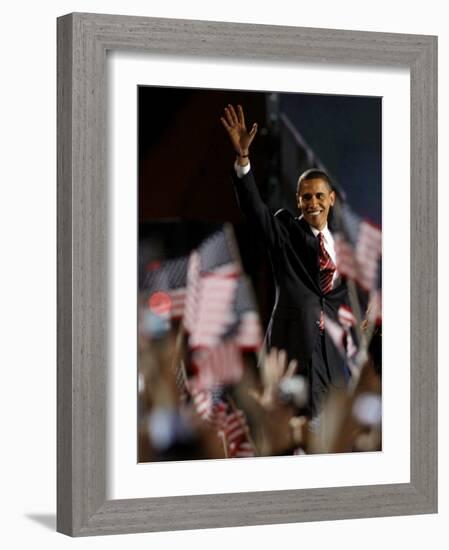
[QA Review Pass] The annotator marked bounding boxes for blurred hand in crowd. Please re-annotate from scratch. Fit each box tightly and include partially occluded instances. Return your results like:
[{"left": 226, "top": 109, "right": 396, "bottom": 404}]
[{"left": 249, "top": 348, "right": 298, "bottom": 411}]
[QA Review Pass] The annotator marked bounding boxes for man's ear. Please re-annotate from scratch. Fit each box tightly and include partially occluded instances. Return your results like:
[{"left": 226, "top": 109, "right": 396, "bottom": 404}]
[{"left": 330, "top": 190, "right": 336, "bottom": 206}]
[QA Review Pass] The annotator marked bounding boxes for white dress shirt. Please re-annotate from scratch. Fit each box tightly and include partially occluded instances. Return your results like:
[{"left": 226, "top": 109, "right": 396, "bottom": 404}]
[{"left": 234, "top": 159, "right": 251, "bottom": 178}]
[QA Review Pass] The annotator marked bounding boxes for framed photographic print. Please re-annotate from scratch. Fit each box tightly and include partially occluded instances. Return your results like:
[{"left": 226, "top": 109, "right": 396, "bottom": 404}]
[
  {"left": 135, "top": 85, "right": 382, "bottom": 466},
  {"left": 57, "top": 12, "right": 437, "bottom": 536}
]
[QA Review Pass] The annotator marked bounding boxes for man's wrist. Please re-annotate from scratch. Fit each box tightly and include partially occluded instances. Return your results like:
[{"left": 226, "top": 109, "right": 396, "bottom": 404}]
[{"left": 236, "top": 150, "right": 250, "bottom": 167}]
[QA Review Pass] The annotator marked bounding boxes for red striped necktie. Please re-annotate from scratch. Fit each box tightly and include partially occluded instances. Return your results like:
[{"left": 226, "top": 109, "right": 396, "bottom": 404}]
[{"left": 318, "top": 232, "right": 336, "bottom": 330}]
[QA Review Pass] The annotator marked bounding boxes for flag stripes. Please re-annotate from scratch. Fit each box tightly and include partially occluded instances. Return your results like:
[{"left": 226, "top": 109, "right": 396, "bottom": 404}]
[
  {"left": 189, "top": 389, "right": 255, "bottom": 458},
  {"left": 235, "top": 311, "right": 263, "bottom": 349},
  {"left": 191, "top": 339, "right": 244, "bottom": 391},
  {"left": 218, "top": 409, "right": 255, "bottom": 458},
  {"left": 323, "top": 315, "right": 346, "bottom": 355},
  {"left": 335, "top": 207, "right": 382, "bottom": 291},
  {"left": 338, "top": 304, "right": 356, "bottom": 327},
  {"left": 190, "top": 388, "right": 228, "bottom": 427},
  {"left": 187, "top": 273, "right": 238, "bottom": 348}
]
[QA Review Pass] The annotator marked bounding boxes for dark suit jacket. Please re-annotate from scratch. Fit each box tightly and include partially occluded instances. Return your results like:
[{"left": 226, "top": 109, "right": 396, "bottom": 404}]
[{"left": 233, "top": 169, "right": 349, "bottom": 385}]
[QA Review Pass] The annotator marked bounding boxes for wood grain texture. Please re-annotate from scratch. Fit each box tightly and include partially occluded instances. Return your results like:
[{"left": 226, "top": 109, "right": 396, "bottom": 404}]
[
  {"left": 57, "top": 12, "right": 438, "bottom": 536},
  {"left": 57, "top": 13, "right": 74, "bottom": 536},
  {"left": 409, "top": 34, "right": 438, "bottom": 509}
]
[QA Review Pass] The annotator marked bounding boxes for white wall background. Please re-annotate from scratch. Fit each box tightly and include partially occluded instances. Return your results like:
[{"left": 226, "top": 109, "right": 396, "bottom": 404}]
[{"left": 0, "top": 1, "right": 445, "bottom": 547}]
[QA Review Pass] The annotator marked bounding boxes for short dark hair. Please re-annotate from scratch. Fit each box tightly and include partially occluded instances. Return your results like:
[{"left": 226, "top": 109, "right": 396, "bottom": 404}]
[{"left": 296, "top": 168, "right": 333, "bottom": 196}]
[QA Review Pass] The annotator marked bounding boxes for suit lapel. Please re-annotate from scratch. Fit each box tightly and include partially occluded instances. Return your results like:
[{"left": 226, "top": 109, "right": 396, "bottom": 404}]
[
  {"left": 295, "top": 217, "right": 321, "bottom": 290},
  {"left": 298, "top": 218, "right": 320, "bottom": 275}
]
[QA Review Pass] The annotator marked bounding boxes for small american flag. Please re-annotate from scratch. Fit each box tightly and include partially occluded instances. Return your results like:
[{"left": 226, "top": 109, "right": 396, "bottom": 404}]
[
  {"left": 191, "top": 339, "right": 244, "bottom": 391},
  {"left": 183, "top": 228, "right": 242, "bottom": 347},
  {"left": 335, "top": 204, "right": 382, "bottom": 292},
  {"left": 324, "top": 309, "right": 358, "bottom": 363},
  {"left": 219, "top": 408, "right": 255, "bottom": 458},
  {"left": 188, "top": 273, "right": 238, "bottom": 347},
  {"left": 181, "top": 228, "right": 261, "bottom": 400},
  {"left": 190, "top": 390, "right": 255, "bottom": 458},
  {"left": 323, "top": 314, "right": 346, "bottom": 356},
  {"left": 338, "top": 304, "right": 356, "bottom": 328},
  {"left": 235, "top": 311, "right": 263, "bottom": 350},
  {"left": 190, "top": 387, "right": 228, "bottom": 428},
  {"left": 338, "top": 305, "right": 358, "bottom": 359},
  {"left": 230, "top": 276, "right": 263, "bottom": 351}
]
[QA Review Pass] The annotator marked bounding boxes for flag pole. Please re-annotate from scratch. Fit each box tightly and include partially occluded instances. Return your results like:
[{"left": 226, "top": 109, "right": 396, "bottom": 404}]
[{"left": 218, "top": 431, "right": 228, "bottom": 458}]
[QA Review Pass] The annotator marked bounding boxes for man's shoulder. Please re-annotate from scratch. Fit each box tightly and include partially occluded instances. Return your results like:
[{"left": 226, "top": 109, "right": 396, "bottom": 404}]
[
  {"left": 274, "top": 209, "right": 308, "bottom": 230},
  {"left": 274, "top": 208, "right": 295, "bottom": 222}
]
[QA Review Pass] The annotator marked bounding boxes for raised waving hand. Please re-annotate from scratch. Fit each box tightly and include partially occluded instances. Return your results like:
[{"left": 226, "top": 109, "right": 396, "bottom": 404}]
[{"left": 221, "top": 104, "right": 258, "bottom": 158}]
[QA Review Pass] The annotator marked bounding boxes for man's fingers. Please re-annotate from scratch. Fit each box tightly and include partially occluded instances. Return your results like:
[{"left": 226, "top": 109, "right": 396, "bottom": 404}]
[
  {"left": 268, "top": 348, "right": 283, "bottom": 382},
  {"left": 220, "top": 117, "right": 231, "bottom": 132},
  {"left": 237, "top": 104, "right": 246, "bottom": 126},
  {"left": 265, "top": 347, "right": 278, "bottom": 382},
  {"left": 227, "top": 104, "right": 239, "bottom": 125},
  {"left": 265, "top": 347, "right": 277, "bottom": 371},
  {"left": 285, "top": 359, "right": 298, "bottom": 378},
  {"left": 224, "top": 107, "right": 236, "bottom": 128},
  {"left": 249, "top": 123, "right": 258, "bottom": 137},
  {"left": 278, "top": 349, "right": 287, "bottom": 374}
]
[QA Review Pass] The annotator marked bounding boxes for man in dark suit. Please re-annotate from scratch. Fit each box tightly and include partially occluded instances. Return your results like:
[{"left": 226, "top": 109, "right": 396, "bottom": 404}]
[{"left": 221, "top": 104, "right": 350, "bottom": 418}]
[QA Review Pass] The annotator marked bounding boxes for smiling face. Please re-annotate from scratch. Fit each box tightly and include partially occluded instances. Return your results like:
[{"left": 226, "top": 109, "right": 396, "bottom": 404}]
[{"left": 297, "top": 178, "right": 335, "bottom": 231}]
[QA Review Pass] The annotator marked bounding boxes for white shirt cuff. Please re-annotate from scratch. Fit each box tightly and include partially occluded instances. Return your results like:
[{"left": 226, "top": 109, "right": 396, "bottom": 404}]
[{"left": 234, "top": 160, "right": 251, "bottom": 178}]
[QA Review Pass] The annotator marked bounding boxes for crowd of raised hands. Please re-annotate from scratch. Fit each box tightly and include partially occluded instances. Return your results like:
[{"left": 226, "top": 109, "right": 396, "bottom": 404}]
[{"left": 138, "top": 327, "right": 381, "bottom": 462}]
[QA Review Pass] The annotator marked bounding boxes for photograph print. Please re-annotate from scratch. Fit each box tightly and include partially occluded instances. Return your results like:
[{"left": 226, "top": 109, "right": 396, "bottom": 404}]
[{"left": 137, "top": 86, "right": 382, "bottom": 462}]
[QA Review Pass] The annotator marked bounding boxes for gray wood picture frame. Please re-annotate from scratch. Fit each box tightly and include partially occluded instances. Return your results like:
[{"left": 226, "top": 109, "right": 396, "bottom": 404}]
[{"left": 57, "top": 12, "right": 438, "bottom": 537}]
